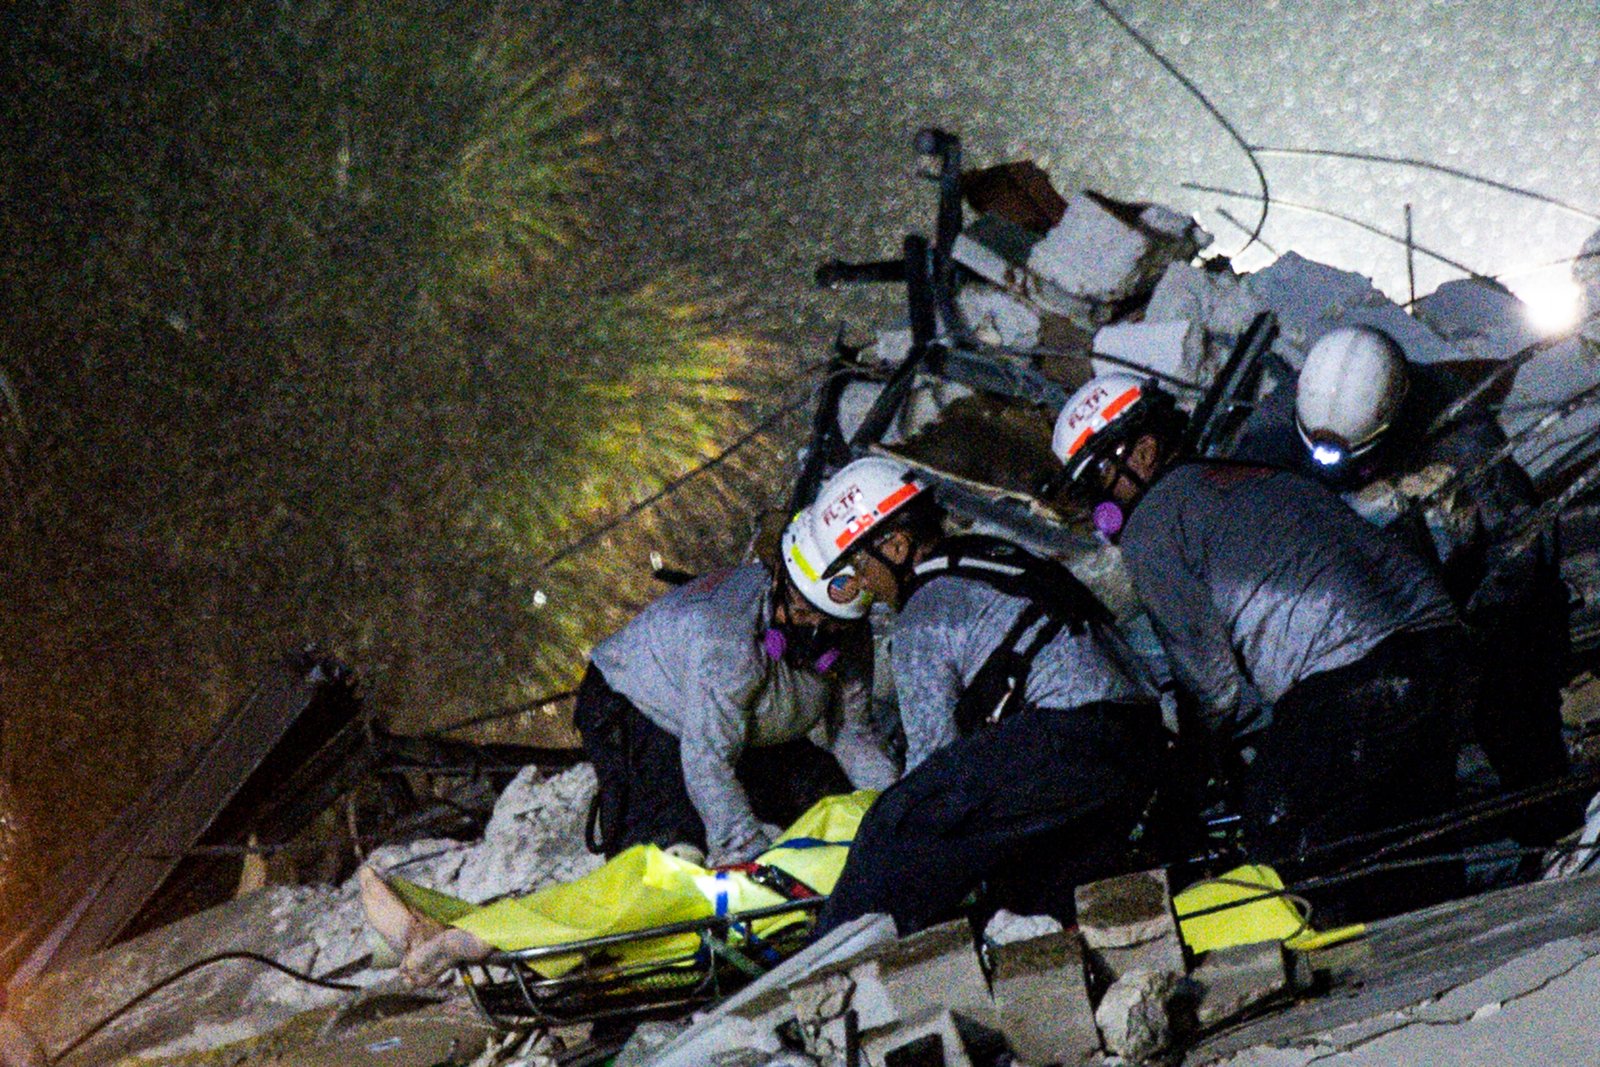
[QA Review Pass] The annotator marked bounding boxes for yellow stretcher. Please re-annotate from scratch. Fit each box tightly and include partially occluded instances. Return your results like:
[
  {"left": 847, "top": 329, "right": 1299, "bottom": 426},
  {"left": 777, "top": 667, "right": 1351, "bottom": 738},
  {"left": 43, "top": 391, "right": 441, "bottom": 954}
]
[{"left": 398, "top": 791, "right": 875, "bottom": 1025}]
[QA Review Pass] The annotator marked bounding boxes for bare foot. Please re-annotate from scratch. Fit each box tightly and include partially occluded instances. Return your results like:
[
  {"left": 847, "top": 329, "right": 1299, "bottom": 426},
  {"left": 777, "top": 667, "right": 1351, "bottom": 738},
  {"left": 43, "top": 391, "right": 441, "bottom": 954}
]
[
  {"left": 400, "top": 927, "right": 492, "bottom": 986},
  {"left": 358, "top": 866, "right": 448, "bottom": 959}
]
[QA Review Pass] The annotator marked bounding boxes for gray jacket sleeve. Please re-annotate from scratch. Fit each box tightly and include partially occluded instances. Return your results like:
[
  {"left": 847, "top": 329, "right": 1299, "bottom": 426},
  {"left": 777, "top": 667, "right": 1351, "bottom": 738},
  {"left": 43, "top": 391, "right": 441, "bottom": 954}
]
[
  {"left": 821, "top": 662, "right": 900, "bottom": 792},
  {"left": 677, "top": 643, "right": 768, "bottom": 860},
  {"left": 1122, "top": 517, "right": 1251, "bottom": 735}
]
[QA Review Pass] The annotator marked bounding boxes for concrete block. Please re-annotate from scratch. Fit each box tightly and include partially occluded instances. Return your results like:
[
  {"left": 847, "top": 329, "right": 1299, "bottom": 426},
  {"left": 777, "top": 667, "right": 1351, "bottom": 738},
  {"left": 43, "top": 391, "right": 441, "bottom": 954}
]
[
  {"left": 1191, "top": 941, "right": 1293, "bottom": 1027},
  {"left": 988, "top": 931, "right": 1102, "bottom": 1064},
  {"left": 1075, "top": 869, "right": 1187, "bottom": 983},
  {"left": 1026, "top": 193, "right": 1207, "bottom": 308},
  {"left": 788, "top": 920, "right": 991, "bottom": 1060},
  {"left": 1091, "top": 320, "right": 1194, "bottom": 381},
  {"left": 957, "top": 284, "right": 1041, "bottom": 348},
  {"left": 647, "top": 914, "right": 895, "bottom": 1067},
  {"left": 981, "top": 908, "right": 1064, "bottom": 947},
  {"left": 860, "top": 1008, "right": 1008, "bottom": 1067},
  {"left": 1094, "top": 969, "right": 1177, "bottom": 1062}
]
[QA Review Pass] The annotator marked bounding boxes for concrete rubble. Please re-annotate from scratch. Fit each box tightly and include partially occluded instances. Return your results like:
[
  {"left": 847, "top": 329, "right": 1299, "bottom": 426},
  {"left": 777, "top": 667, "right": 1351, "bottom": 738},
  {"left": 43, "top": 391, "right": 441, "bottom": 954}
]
[
  {"left": 635, "top": 867, "right": 1302, "bottom": 1067},
  {"left": 1075, "top": 869, "right": 1187, "bottom": 985},
  {"left": 8, "top": 763, "right": 601, "bottom": 1063}
]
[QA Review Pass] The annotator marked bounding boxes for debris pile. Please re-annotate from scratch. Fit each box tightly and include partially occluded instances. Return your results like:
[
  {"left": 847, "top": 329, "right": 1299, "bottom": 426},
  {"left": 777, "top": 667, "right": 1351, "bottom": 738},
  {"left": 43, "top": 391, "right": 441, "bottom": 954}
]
[
  {"left": 8, "top": 764, "right": 600, "bottom": 1064},
  {"left": 634, "top": 869, "right": 1302, "bottom": 1067}
]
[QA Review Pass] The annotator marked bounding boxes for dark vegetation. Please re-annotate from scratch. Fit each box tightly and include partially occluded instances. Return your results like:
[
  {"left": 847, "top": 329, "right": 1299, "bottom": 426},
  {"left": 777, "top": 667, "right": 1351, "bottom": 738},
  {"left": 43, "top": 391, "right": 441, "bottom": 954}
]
[{"left": 0, "top": 1, "right": 795, "bottom": 913}]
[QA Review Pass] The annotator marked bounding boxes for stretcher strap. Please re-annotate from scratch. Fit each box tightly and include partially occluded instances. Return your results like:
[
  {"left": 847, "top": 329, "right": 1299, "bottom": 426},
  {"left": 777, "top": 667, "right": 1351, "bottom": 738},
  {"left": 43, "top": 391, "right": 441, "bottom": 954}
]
[{"left": 765, "top": 837, "right": 851, "bottom": 850}]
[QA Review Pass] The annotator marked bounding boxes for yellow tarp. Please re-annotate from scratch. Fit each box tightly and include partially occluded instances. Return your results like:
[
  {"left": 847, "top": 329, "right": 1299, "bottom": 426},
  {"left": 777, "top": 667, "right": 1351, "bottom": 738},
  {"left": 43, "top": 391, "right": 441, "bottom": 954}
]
[
  {"left": 389, "top": 790, "right": 876, "bottom": 977},
  {"left": 1174, "top": 864, "right": 1366, "bottom": 954}
]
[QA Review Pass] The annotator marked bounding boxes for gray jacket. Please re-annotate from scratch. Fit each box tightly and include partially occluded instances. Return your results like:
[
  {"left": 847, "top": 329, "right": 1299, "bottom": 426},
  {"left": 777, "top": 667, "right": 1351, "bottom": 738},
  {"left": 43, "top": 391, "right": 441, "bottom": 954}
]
[
  {"left": 1121, "top": 463, "right": 1459, "bottom": 738},
  {"left": 892, "top": 572, "right": 1156, "bottom": 772},
  {"left": 1232, "top": 369, "right": 1535, "bottom": 593},
  {"left": 589, "top": 563, "right": 897, "bottom": 858}
]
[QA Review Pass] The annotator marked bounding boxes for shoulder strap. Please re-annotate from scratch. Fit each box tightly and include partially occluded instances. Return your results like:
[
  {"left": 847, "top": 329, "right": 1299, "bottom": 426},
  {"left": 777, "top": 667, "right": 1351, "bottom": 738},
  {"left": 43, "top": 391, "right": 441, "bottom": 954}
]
[
  {"left": 912, "top": 535, "right": 1110, "bottom": 733},
  {"left": 906, "top": 534, "right": 1112, "bottom": 634}
]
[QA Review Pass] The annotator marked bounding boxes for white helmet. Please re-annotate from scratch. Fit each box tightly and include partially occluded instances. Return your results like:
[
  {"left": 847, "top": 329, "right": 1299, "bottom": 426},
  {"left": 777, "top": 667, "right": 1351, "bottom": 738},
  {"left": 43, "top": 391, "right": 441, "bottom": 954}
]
[
  {"left": 1051, "top": 373, "right": 1157, "bottom": 483},
  {"left": 781, "top": 506, "right": 871, "bottom": 619},
  {"left": 1295, "top": 326, "right": 1408, "bottom": 468},
  {"left": 807, "top": 457, "right": 930, "bottom": 577}
]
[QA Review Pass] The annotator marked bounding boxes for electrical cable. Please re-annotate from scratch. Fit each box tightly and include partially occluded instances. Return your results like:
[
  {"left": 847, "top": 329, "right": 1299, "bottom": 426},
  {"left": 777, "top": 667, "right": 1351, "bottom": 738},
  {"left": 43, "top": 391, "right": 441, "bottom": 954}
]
[
  {"left": 531, "top": 390, "right": 814, "bottom": 575},
  {"left": 528, "top": 361, "right": 839, "bottom": 577},
  {"left": 1183, "top": 181, "right": 1490, "bottom": 279},
  {"left": 1249, "top": 146, "right": 1600, "bottom": 224},
  {"left": 429, "top": 687, "right": 579, "bottom": 737},
  {"left": 47, "top": 951, "right": 363, "bottom": 1066},
  {"left": 1085, "top": 0, "right": 1271, "bottom": 255}
]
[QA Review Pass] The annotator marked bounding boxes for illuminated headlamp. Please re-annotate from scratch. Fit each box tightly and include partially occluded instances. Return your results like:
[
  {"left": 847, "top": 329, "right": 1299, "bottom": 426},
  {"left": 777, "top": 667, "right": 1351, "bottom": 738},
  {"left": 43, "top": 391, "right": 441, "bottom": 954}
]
[{"left": 1310, "top": 442, "right": 1346, "bottom": 467}]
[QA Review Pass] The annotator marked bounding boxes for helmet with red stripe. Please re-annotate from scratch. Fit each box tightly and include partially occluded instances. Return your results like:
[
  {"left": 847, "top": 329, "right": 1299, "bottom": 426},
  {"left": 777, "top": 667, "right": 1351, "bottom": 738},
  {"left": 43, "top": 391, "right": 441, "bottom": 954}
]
[
  {"left": 1051, "top": 373, "right": 1178, "bottom": 488},
  {"left": 780, "top": 504, "right": 872, "bottom": 619},
  {"left": 806, "top": 457, "right": 931, "bottom": 579}
]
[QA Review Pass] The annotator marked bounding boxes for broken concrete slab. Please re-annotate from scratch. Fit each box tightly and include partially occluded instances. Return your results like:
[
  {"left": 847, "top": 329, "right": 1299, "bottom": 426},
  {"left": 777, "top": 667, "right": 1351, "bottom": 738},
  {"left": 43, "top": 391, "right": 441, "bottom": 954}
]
[
  {"left": 1027, "top": 193, "right": 1208, "bottom": 309},
  {"left": 643, "top": 913, "right": 897, "bottom": 1067},
  {"left": 953, "top": 216, "right": 1102, "bottom": 327},
  {"left": 1242, "top": 252, "right": 1463, "bottom": 369},
  {"left": 1092, "top": 320, "right": 1194, "bottom": 382},
  {"left": 788, "top": 920, "right": 992, "bottom": 1061},
  {"left": 262, "top": 996, "right": 496, "bottom": 1067},
  {"left": 988, "top": 931, "right": 1101, "bottom": 1065},
  {"left": 1095, "top": 969, "right": 1177, "bottom": 1062},
  {"left": 10, "top": 884, "right": 373, "bottom": 1064},
  {"left": 1143, "top": 260, "right": 1269, "bottom": 385},
  {"left": 1190, "top": 942, "right": 1295, "bottom": 1029},
  {"left": 1184, "top": 868, "right": 1600, "bottom": 1063},
  {"left": 1199, "top": 939, "right": 1600, "bottom": 1067},
  {"left": 1075, "top": 869, "right": 1186, "bottom": 984},
  {"left": 1411, "top": 278, "right": 1543, "bottom": 363}
]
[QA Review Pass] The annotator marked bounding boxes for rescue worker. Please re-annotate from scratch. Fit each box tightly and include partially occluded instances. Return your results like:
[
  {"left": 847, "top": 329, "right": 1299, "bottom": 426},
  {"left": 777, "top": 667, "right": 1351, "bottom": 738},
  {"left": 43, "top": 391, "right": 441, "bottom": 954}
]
[
  {"left": 1233, "top": 325, "right": 1574, "bottom": 848},
  {"left": 575, "top": 504, "right": 898, "bottom": 868},
  {"left": 1055, "top": 373, "right": 1470, "bottom": 921},
  {"left": 810, "top": 457, "right": 1162, "bottom": 936}
]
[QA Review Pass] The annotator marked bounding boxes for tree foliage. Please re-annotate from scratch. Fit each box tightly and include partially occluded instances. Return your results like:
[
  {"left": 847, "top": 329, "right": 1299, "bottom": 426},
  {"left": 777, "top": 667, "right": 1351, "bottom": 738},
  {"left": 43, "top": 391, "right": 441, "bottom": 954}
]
[{"left": 0, "top": 0, "right": 789, "bottom": 902}]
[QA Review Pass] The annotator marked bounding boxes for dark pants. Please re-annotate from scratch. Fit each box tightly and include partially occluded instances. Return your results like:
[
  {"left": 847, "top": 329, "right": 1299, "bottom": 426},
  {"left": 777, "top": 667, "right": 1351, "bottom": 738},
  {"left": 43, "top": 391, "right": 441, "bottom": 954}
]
[
  {"left": 1239, "top": 627, "right": 1468, "bottom": 924},
  {"left": 816, "top": 701, "right": 1163, "bottom": 937},
  {"left": 574, "top": 664, "right": 851, "bottom": 857},
  {"left": 1467, "top": 545, "right": 1577, "bottom": 847}
]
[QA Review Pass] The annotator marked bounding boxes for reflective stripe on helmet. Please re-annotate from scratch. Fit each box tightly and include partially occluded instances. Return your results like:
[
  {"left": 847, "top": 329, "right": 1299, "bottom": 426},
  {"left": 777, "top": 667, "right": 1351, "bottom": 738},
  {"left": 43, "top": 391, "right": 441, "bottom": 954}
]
[
  {"left": 1065, "top": 384, "right": 1142, "bottom": 458},
  {"left": 832, "top": 481, "right": 921, "bottom": 551},
  {"left": 788, "top": 541, "right": 821, "bottom": 582}
]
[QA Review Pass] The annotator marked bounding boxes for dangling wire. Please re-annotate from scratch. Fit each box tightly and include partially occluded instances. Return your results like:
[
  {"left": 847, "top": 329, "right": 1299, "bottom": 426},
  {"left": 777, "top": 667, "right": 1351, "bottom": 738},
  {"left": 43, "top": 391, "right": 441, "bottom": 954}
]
[
  {"left": 1184, "top": 181, "right": 1491, "bottom": 279},
  {"left": 1251, "top": 145, "right": 1600, "bottom": 224},
  {"left": 1086, "top": 0, "right": 1271, "bottom": 255}
]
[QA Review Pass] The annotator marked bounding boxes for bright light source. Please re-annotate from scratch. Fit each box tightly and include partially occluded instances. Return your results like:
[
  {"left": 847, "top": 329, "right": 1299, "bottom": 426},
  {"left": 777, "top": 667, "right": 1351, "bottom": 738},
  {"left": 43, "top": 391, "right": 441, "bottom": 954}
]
[
  {"left": 1512, "top": 276, "right": 1583, "bottom": 336},
  {"left": 1310, "top": 443, "right": 1345, "bottom": 468}
]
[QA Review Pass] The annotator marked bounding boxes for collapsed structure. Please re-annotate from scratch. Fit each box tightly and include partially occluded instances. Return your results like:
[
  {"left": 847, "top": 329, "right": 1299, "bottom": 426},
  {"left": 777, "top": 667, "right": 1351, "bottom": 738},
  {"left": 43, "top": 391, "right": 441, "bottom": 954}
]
[{"left": 8, "top": 129, "right": 1600, "bottom": 1066}]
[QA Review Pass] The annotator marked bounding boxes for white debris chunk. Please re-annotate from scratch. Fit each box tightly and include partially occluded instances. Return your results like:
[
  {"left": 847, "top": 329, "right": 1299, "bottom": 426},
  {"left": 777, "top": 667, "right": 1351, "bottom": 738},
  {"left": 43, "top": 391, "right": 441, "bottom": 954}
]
[
  {"left": 1243, "top": 252, "right": 1463, "bottom": 368},
  {"left": 873, "top": 327, "right": 914, "bottom": 368},
  {"left": 958, "top": 284, "right": 1042, "bottom": 348},
  {"left": 1095, "top": 969, "right": 1177, "bottom": 1061},
  {"left": 1091, "top": 320, "right": 1194, "bottom": 383},
  {"left": 1144, "top": 261, "right": 1269, "bottom": 385},
  {"left": 1411, "top": 278, "right": 1542, "bottom": 362},
  {"left": 983, "top": 908, "right": 1066, "bottom": 947},
  {"left": 1028, "top": 193, "right": 1208, "bottom": 307}
]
